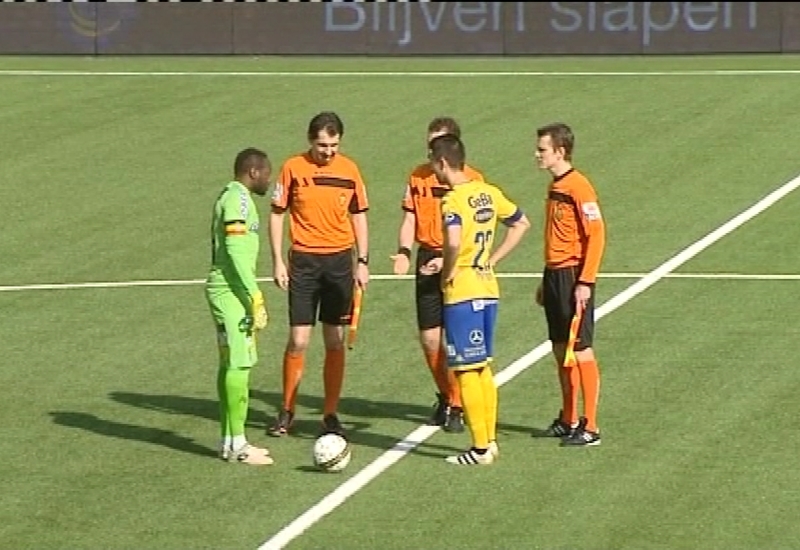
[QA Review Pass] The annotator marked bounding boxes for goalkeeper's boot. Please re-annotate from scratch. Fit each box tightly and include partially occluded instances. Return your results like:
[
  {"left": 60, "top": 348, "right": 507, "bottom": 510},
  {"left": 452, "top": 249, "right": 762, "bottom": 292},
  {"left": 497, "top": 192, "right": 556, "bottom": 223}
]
[
  {"left": 230, "top": 443, "right": 274, "bottom": 466},
  {"left": 220, "top": 443, "right": 270, "bottom": 461},
  {"left": 445, "top": 447, "right": 495, "bottom": 466},
  {"left": 561, "top": 424, "right": 601, "bottom": 447},
  {"left": 488, "top": 440, "right": 499, "bottom": 459},
  {"left": 321, "top": 413, "right": 346, "bottom": 437},
  {"left": 427, "top": 393, "right": 448, "bottom": 426},
  {"left": 218, "top": 445, "right": 231, "bottom": 462},
  {"left": 268, "top": 409, "right": 294, "bottom": 438},
  {"left": 443, "top": 406, "right": 465, "bottom": 433}
]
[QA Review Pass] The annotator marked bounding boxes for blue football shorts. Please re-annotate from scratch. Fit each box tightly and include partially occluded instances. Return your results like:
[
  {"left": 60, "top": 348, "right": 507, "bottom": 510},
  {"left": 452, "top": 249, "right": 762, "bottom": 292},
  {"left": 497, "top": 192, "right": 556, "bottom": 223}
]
[{"left": 442, "top": 298, "right": 498, "bottom": 371}]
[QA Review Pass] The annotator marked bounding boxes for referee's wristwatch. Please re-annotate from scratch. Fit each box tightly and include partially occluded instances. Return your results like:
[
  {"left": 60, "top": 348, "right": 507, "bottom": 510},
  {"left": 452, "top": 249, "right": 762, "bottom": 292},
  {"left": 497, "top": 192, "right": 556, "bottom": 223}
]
[{"left": 357, "top": 255, "right": 369, "bottom": 266}]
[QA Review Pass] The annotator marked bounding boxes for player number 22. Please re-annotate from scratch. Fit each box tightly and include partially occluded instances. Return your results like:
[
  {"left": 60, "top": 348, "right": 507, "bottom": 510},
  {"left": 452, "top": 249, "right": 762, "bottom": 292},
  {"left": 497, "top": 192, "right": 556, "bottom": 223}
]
[{"left": 472, "top": 230, "right": 493, "bottom": 270}]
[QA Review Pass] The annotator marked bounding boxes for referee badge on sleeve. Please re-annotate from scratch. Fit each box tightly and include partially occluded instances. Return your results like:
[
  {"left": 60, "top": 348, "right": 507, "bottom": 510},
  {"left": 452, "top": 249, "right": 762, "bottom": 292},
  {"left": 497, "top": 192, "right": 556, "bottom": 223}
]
[{"left": 582, "top": 202, "right": 602, "bottom": 221}]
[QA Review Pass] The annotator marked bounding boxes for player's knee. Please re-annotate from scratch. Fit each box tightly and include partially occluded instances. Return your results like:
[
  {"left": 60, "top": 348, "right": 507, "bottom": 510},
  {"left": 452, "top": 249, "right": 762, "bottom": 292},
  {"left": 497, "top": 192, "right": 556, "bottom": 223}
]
[
  {"left": 575, "top": 347, "right": 595, "bottom": 362},
  {"left": 418, "top": 328, "right": 441, "bottom": 353},
  {"left": 321, "top": 323, "right": 345, "bottom": 351},
  {"left": 286, "top": 340, "right": 308, "bottom": 354},
  {"left": 551, "top": 342, "right": 567, "bottom": 365},
  {"left": 322, "top": 334, "right": 344, "bottom": 352},
  {"left": 286, "top": 327, "right": 312, "bottom": 353}
]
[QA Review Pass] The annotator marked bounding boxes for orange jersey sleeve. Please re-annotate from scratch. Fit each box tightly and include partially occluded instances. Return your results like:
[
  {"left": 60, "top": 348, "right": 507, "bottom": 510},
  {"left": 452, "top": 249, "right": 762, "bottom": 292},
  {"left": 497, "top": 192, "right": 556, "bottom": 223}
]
[
  {"left": 401, "top": 181, "right": 415, "bottom": 213},
  {"left": 544, "top": 169, "right": 606, "bottom": 283},
  {"left": 272, "top": 160, "right": 294, "bottom": 212},
  {"left": 402, "top": 162, "right": 484, "bottom": 251},
  {"left": 272, "top": 152, "right": 369, "bottom": 254}
]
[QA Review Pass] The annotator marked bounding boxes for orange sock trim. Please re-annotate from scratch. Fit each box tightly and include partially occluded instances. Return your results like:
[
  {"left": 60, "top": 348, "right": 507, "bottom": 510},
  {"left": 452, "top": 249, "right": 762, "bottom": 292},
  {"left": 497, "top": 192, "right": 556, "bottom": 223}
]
[
  {"left": 424, "top": 347, "right": 450, "bottom": 396},
  {"left": 282, "top": 350, "right": 305, "bottom": 412},
  {"left": 578, "top": 359, "right": 600, "bottom": 432},
  {"left": 323, "top": 348, "right": 346, "bottom": 416}
]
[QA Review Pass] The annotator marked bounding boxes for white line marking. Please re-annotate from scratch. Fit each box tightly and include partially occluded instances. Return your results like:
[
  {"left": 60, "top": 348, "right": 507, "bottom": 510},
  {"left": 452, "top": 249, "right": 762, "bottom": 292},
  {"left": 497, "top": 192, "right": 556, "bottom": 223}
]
[
  {"left": 0, "top": 70, "right": 799, "bottom": 78},
  {"left": 256, "top": 172, "right": 800, "bottom": 550},
  {"left": 1, "top": 272, "right": 799, "bottom": 293},
  {"left": 639, "top": 273, "right": 800, "bottom": 280}
]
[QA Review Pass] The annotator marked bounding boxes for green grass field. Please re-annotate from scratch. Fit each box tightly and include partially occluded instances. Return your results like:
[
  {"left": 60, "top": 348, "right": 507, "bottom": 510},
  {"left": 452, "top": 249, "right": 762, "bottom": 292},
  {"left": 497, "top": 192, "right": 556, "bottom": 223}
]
[{"left": 1, "top": 54, "right": 800, "bottom": 550}]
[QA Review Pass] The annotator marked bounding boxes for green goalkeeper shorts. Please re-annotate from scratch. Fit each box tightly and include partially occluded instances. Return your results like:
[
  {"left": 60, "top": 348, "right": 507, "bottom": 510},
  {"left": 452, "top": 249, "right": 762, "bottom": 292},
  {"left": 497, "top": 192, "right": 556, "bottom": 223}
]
[{"left": 206, "top": 289, "right": 257, "bottom": 369}]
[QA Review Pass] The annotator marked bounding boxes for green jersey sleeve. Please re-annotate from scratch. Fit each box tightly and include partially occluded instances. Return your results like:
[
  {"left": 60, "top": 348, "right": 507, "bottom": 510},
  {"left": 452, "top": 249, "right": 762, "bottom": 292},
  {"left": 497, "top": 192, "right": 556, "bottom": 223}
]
[{"left": 221, "top": 185, "right": 260, "bottom": 299}]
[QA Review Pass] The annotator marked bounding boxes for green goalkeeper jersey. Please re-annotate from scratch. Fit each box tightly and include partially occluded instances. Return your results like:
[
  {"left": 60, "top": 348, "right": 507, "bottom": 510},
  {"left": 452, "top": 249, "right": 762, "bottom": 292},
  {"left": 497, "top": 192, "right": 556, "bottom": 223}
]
[{"left": 206, "top": 180, "right": 260, "bottom": 301}]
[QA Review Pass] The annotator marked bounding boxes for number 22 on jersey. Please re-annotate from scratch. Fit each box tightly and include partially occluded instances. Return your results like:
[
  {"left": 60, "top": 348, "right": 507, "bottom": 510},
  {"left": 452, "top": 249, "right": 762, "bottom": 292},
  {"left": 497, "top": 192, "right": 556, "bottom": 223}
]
[{"left": 472, "top": 230, "right": 494, "bottom": 270}]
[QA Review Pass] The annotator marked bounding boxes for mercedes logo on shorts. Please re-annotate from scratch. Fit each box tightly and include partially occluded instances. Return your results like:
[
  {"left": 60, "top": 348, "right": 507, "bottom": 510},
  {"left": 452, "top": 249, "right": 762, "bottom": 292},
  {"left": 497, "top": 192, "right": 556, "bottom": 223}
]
[{"left": 468, "top": 329, "right": 484, "bottom": 345}]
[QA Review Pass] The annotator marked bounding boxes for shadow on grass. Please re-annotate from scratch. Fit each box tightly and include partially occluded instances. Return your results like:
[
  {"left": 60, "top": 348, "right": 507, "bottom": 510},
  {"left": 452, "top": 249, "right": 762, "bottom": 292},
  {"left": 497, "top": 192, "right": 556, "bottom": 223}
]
[
  {"left": 108, "top": 391, "right": 465, "bottom": 459},
  {"left": 48, "top": 411, "right": 217, "bottom": 458}
]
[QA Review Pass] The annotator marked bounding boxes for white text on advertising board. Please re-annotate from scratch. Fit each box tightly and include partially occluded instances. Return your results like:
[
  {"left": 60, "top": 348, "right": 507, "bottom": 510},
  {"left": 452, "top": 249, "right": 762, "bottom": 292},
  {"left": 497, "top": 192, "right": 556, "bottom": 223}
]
[{"left": 325, "top": 2, "right": 759, "bottom": 48}]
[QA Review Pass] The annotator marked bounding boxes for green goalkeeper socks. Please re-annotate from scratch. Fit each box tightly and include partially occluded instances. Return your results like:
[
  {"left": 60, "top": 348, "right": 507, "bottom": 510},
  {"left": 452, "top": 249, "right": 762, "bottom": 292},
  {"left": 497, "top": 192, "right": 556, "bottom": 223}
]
[
  {"left": 225, "top": 367, "right": 251, "bottom": 439},
  {"left": 217, "top": 367, "right": 230, "bottom": 440}
]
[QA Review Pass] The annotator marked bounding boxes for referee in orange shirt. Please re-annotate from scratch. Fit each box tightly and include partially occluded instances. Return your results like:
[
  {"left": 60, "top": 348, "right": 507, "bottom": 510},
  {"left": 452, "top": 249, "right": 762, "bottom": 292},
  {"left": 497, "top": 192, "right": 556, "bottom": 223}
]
[
  {"left": 391, "top": 117, "right": 484, "bottom": 433},
  {"left": 533, "top": 122, "right": 606, "bottom": 447}
]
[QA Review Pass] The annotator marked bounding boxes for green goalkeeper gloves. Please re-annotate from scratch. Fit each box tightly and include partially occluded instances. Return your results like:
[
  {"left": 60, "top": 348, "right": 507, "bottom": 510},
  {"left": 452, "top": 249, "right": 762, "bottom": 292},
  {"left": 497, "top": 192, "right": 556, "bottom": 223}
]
[{"left": 251, "top": 290, "right": 268, "bottom": 330}]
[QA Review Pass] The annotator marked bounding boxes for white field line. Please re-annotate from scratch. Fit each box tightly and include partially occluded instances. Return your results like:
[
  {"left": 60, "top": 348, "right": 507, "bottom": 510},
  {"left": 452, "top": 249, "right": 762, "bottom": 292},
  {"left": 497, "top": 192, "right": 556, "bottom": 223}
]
[
  {"left": 257, "top": 172, "right": 800, "bottom": 550},
  {"left": 0, "top": 272, "right": 799, "bottom": 294},
  {"left": 1, "top": 70, "right": 800, "bottom": 78}
]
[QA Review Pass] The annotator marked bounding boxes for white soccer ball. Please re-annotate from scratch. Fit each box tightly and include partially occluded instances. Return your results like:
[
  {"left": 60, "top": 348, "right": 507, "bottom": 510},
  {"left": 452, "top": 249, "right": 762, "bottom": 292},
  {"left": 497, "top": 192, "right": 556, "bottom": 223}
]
[{"left": 312, "top": 433, "right": 351, "bottom": 473}]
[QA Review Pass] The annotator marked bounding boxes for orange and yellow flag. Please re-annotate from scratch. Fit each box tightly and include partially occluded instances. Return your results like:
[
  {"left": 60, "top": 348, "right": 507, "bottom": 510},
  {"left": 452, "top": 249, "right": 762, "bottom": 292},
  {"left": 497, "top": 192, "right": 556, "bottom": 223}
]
[
  {"left": 562, "top": 310, "right": 583, "bottom": 368},
  {"left": 347, "top": 286, "right": 364, "bottom": 350}
]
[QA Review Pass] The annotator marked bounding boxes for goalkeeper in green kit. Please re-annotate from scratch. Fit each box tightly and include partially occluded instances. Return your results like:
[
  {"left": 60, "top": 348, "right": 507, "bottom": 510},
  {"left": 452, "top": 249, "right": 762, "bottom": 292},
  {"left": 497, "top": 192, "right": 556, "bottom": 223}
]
[{"left": 206, "top": 148, "right": 273, "bottom": 466}]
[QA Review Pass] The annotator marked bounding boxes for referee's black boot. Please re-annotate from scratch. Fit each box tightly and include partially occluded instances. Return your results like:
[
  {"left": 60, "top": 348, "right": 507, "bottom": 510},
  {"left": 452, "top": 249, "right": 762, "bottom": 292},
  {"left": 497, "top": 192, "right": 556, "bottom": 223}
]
[
  {"left": 321, "top": 413, "right": 346, "bottom": 437},
  {"left": 267, "top": 409, "right": 294, "bottom": 438},
  {"left": 443, "top": 406, "right": 465, "bottom": 433},
  {"left": 427, "top": 393, "right": 448, "bottom": 426}
]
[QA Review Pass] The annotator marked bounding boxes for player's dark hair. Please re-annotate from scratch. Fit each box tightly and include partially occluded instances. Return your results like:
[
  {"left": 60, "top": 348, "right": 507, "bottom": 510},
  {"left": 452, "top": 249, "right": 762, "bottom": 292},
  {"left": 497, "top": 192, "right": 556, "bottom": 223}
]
[
  {"left": 427, "top": 116, "right": 461, "bottom": 139},
  {"left": 428, "top": 133, "right": 465, "bottom": 170},
  {"left": 234, "top": 147, "right": 268, "bottom": 177},
  {"left": 308, "top": 111, "right": 344, "bottom": 141},
  {"left": 537, "top": 122, "right": 574, "bottom": 161}
]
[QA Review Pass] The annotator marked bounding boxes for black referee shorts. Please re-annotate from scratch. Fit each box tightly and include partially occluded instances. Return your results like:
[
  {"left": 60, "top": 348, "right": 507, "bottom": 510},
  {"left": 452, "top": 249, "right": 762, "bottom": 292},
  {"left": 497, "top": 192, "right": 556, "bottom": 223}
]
[
  {"left": 542, "top": 265, "right": 595, "bottom": 351},
  {"left": 288, "top": 248, "right": 354, "bottom": 327},
  {"left": 414, "top": 246, "right": 444, "bottom": 331}
]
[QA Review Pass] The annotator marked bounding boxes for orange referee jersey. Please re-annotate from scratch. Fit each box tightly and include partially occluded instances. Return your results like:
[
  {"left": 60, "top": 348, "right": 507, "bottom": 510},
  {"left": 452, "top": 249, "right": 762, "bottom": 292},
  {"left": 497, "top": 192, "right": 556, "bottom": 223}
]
[
  {"left": 544, "top": 168, "right": 606, "bottom": 284},
  {"left": 271, "top": 152, "right": 369, "bottom": 254},
  {"left": 401, "top": 163, "right": 483, "bottom": 251}
]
